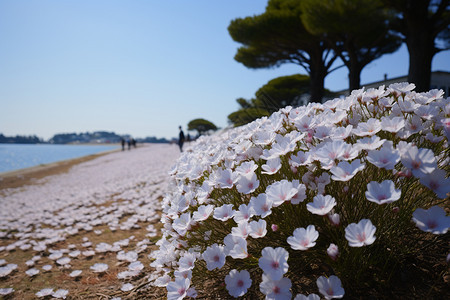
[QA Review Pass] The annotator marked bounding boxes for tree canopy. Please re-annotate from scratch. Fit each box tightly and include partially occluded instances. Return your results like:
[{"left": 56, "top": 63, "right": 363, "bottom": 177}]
[
  {"left": 382, "top": 0, "right": 450, "bottom": 91},
  {"left": 187, "top": 119, "right": 218, "bottom": 136},
  {"left": 228, "top": 0, "right": 339, "bottom": 102},
  {"left": 301, "top": 0, "right": 402, "bottom": 90}
]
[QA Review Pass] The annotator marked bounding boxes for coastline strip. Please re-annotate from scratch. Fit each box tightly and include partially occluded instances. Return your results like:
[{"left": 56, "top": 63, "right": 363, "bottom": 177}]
[{"left": 0, "top": 148, "right": 119, "bottom": 191}]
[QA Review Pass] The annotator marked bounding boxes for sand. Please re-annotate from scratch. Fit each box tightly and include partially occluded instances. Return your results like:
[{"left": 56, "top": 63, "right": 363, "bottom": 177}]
[{"left": 0, "top": 143, "right": 181, "bottom": 299}]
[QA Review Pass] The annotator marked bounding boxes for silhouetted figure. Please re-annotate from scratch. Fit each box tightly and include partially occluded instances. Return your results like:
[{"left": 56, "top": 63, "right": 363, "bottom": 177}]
[
  {"left": 178, "top": 126, "right": 185, "bottom": 152},
  {"left": 187, "top": 133, "right": 191, "bottom": 142},
  {"left": 127, "top": 138, "right": 131, "bottom": 150},
  {"left": 121, "top": 138, "right": 125, "bottom": 151},
  {"left": 131, "top": 138, "right": 137, "bottom": 148}
]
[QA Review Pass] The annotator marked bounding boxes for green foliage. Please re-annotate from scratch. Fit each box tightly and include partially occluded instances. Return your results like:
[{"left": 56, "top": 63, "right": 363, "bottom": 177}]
[
  {"left": 228, "top": 74, "right": 337, "bottom": 127},
  {"left": 228, "top": 107, "right": 271, "bottom": 127},
  {"left": 228, "top": 0, "right": 339, "bottom": 102},
  {"left": 187, "top": 118, "right": 218, "bottom": 136},
  {"left": 301, "top": 0, "right": 402, "bottom": 90}
]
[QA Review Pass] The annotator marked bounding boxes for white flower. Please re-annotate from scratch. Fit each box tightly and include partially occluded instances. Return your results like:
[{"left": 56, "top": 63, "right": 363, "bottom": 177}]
[
  {"left": 314, "top": 140, "right": 348, "bottom": 166},
  {"left": 355, "top": 135, "right": 385, "bottom": 151},
  {"left": 213, "top": 204, "right": 235, "bottom": 221},
  {"left": 388, "top": 82, "right": 415, "bottom": 95},
  {"left": 42, "top": 265, "right": 52, "bottom": 271},
  {"left": 365, "top": 180, "right": 401, "bottom": 204},
  {"left": 231, "top": 222, "right": 250, "bottom": 238},
  {"left": 90, "top": 263, "right": 108, "bottom": 273},
  {"left": 266, "top": 180, "right": 299, "bottom": 207},
  {"left": 178, "top": 252, "right": 197, "bottom": 271},
  {"left": 380, "top": 116, "right": 405, "bottom": 132},
  {"left": 353, "top": 118, "right": 382, "bottom": 136},
  {"left": 0, "top": 288, "right": 14, "bottom": 295},
  {"left": 49, "top": 251, "right": 63, "bottom": 260},
  {"left": 328, "top": 213, "right": 340, "bottom": 226},
  {"left": 331, "top": 125, "right": 353, "bottom": 140},
  {"left": 316, "top": 275, "right": 345, "bottom": 299},
  {"left": 172, "top": 213, "right": 192, "bottom": 236},
  {"left": 52, "top": 289, "right": 69, "bottom": 299},
  {"left": 69, "top": 250, "right": 81, "bottom": 258},
  {"left": 258, "top": 247, "right": 289, "bottom": 281},
  {"left": 235, "top": 161, "right": 258, "bottom": 176},
  {"left": 215, "top": 168, "right": 238, "bottom": 188},
  {"left": 167, "top": 277, "right": 190, "bottom": 300},
  {"left": 0, "top": 264, "right": 17, "bottom": 278},
  {"left": 249, "top": 219, "right": 267, "bottom": 238},
  {"left": 252, "top": 130, "right": 276, "bottom": 145},
  {"left": 412, "top": 206, "right": 449, "bottom": 234},
  {"left": 224, "top": 235, "right": 248, "bottom": 259},
  {"left": 419, "top": 169, "right": 450, "bottom": 199},
  {"left": 154, "top": 274, "right": 171, "bottom": 287},
  {"left": 82, "top": 250, "right": 95, "bottom": 257},
  {"left": 70, "top": 270, "right": 82, "bottom": 277},
  {"left": 345, "top": 219, "right": 377, "bottom": 247},
  {"left": 250, "top": 193, "right": 273, "bottom": 218},
  {"left": 225, "top": 269, "right": 252, "bottom": 298},
  {"left": 366, "top": 141, "right": 400, "bottom": 170},
  {"left": 306, "top": 195, "right": 336, "bottom": 216},
  {"left": 36, "top": 288, "right": 54, "bottom": 298},
  {"left": 202, "top": 244, "right": 226, "bottom": 270},
  {"left": 174, "top": 269, "right": 192, "bottom": 280},
  {"left": 26, "top": 268, "right": 39, "bottom": 277},
  {"left": 261, "top": 157, "right": 282, "bottom": 175},
  {"left": 259, "top": 274, "right": 292, "bottom": 300},
  {"left": 330, "top": 159, "right": 365, "bottom": 182},
  {"left": 233, "top": 204, "right": 255, "bottom": 224},
  {"left": 327, "top": 244, "right": 339, "bottom": 260},
  {"left": 401, "top": 146, "right": 437, "bottom": 178},
  {"left": 117, "top": 250, "right": 138, "bottom": 262},
  {"left": 56, "top": 257, "right": 71, "bottom": 266},
  {"left": 121, "top": 283, "right": 134, "bottom": 292},
  {"left": 128, "top": 261, "right": 144, "bottom": 272},
  {"left": 236, "top": 172, "right": 260, "bottom": 194},
  {"left": 287, "top": 225, "right": 319, "bottom": 251},
  {"left": 191, "top": 205, "right": 213, "bottom": 223},
  {"left": 294, "top": 294, "right": 320, "bottom": 300},
  {"left": 290, "top": 151, "right": 312, "bottom": 167},
  {"left": 290, "top": 180, "right": 307, "bottom": 204}
]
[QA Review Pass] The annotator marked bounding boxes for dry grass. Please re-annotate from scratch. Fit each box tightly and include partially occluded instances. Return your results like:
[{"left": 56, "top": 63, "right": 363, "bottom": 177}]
[{"left": 0, "top": 197, "right": 167, "bottom": 300}]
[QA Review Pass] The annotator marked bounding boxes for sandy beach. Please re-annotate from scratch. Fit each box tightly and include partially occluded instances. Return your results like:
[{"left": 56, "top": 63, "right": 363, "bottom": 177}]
[{"left": 0, "top": 143, "right": 180, "bottom": 299}]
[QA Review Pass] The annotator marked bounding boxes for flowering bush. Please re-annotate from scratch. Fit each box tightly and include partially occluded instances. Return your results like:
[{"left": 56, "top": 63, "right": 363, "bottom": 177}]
[{"left": 151, "top": 83, "right": 449, "bottom": 299}]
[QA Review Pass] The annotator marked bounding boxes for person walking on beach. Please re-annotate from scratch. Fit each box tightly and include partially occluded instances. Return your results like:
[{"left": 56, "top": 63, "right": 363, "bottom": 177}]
[
  {"left": 178, "top": 126, "right": 185, "bottom": 152},
  {"left": 121, "top": 138, "right": 125, "bottom": 151}
]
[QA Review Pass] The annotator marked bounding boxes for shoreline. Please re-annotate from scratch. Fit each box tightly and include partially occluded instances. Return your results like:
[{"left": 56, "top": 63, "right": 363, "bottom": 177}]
[{"left": 0, "top": 147, "right": 121, "bottom": 191}]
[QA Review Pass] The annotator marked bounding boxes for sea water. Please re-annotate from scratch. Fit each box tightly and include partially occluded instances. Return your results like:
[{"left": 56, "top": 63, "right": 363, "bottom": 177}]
[{"left": 0, "top": 144, "right": 119, "bottom": 173}]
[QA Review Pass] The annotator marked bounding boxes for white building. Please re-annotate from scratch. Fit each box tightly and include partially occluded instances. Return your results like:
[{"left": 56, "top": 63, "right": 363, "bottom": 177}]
[{"left": 336, "top": 70, "right": 450, "bottom": 96}]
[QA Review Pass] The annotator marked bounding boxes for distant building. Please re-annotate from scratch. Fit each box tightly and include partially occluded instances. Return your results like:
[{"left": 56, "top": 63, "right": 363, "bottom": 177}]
[{"left": 336, "top": 70, "right": 450, "bottom": 96}]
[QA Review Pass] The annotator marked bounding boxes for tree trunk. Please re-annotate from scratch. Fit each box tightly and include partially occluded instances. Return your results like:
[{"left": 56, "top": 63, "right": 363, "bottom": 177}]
[
  {"left": 308, "top": 48, "right": 327, "bottom": 102},
  {"left": 347, "top": 49, "right": 362, "bottom": 91},
  {"left": 406, "top": 32, "right": 434, "bottom": 92},
  {"left": 404, "top": 0, "right": 435, "bottom": 92}
]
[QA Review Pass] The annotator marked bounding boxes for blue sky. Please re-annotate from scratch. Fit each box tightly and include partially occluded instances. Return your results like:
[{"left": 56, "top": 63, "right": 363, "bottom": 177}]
[{"left": 1, "top": 0, "right": 449, "bottom": 141}]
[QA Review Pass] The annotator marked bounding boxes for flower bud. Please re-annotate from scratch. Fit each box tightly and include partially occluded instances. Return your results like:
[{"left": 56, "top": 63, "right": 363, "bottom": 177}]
[
  {"left": 327, "top": 243, "right": 339, "bottom": 260},
  {"left": 290, "top": 166, "right": 297, "bottom": 174},
  {"left": 396, "top": 168, "right": 412, "bottom": 178},
  {"left": 392, "top": 207, "right": 400, "bottom": 213},
  {"left": 328, "top": 213, "right": 340, "bottom": 226},
  {"left": 343, "top": 186, "right": 349, "bottom": 193},
  {"left": 271, "top": 224, "right": 278, "bottom": 232}
]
